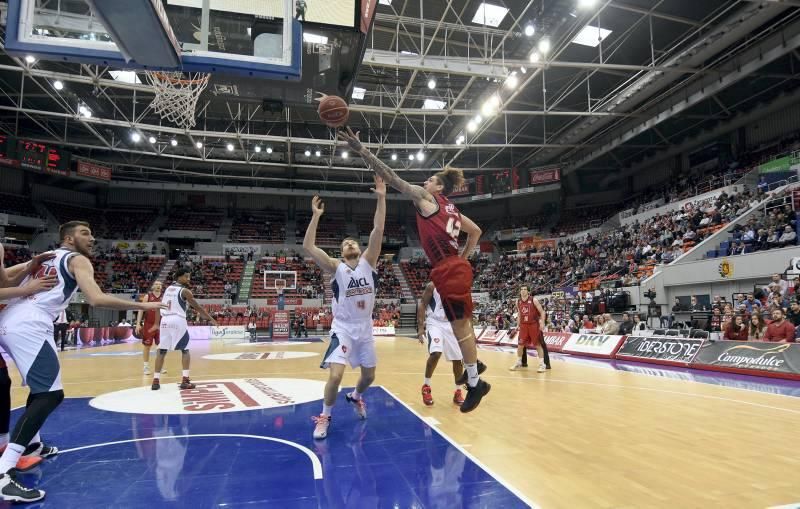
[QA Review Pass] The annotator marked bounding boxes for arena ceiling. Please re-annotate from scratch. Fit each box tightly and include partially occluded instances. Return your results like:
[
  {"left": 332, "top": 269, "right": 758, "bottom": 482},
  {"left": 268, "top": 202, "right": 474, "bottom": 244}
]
[{"left": 0, "top": 0, "right": 799, "bottom": 194}]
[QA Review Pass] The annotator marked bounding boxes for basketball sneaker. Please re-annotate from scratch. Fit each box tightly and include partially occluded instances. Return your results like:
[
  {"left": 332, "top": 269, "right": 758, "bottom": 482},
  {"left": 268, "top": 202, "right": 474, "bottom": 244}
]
[
  {"left": 22, "top": 442, "right": 58, "bottom": 459},
  {"left": 312, "top": 415, "right": 331, "bottom": 440},
  {"left": 151, "top": 379, "right": 160, "bottom": 391},
  {"left": 143, "top": 365, "right": 151, "bottom": 375},
  {"left": 452, "top": 389, "right": 464, "bottom": 406},
  {"left": 179, "top": 377, "right": 196, "bottom": 390},
  {"left": 421, "top": 384, "right": 434, "bottom": 406},
  {"left": 509, "top": 360, "right": 523, "bottom": 371},
  {"left": 345, "top": 393, "right": 367, "bottom": 419},
  {"left": 0, "top": 446, "right": 43, "bottom": 472},
  {"left": 0, "top": 471, "right": 44, "bottom": 503},
  {"left": 460, "top": 379, "right": 491, "bottom": 413},
  {"left": 537, "top": 363, "right": 547, "bottom": 373},
  {"left": 456, "top": 360, "right": 487, "bottom": 385}
]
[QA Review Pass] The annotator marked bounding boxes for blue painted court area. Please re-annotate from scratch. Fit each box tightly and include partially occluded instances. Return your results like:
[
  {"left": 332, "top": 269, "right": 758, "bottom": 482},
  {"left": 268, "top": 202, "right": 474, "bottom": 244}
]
[{"left": 14, "top": 386, "right": 529, "bottom": 508}]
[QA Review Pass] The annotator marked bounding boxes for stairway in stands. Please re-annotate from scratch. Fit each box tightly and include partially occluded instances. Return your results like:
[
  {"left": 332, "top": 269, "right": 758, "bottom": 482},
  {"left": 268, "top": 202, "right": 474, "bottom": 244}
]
[
  {"left": 323, "top": 273, "right": 333, "bottom": 303},
  {"left": 238, "top": 261, "right": 257, "bottom": 301},
  {"left": 215, "top": 217, "right": 234, "bottom": 242},
  {"left": 157, "top": 259, "right": 176, "bottom": 281},
  {"left": 392, "top": 263, "right": 414, "bottom": 299}
]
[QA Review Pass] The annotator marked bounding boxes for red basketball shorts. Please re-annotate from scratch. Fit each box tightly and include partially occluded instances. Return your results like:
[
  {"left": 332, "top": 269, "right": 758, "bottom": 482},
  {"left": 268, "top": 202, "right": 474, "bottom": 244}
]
[
  {"left": 141, "top": 327, "right": 160, "bottom": 347},
  {"left": 517, "top": 323, "right": 541, "bottom": 348},
  {"left": 430, "top": 256, "right": 474, "bottom": 322}
]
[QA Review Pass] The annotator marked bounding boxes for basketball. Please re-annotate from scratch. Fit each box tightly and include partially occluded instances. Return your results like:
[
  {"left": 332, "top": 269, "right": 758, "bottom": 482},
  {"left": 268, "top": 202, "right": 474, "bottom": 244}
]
[{"left": 317, "top": 95, "right": 350, "bottom": 128}]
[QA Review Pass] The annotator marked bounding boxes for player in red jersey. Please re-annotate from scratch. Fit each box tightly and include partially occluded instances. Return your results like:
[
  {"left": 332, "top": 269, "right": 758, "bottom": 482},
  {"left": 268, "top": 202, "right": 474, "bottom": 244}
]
[
  {"left": 510, "top": 285, "right": 547, "bottom": 373},
  {"left": 338, "top": 127, "right": 490, "bottom": 413},
  {"left": 136, "top": 281, "right": 163, "bottom": 375}
]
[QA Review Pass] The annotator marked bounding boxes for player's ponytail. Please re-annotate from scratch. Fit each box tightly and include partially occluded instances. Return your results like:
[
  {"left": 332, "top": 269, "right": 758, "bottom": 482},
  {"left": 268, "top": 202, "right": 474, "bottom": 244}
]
[{"left": 434, "top": 166, "right": 465, "bottom": 195}]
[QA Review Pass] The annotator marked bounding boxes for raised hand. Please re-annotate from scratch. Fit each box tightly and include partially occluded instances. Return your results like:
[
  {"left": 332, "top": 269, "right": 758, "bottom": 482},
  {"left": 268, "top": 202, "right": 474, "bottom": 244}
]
[
  {"left": 311, "top": 195, "right": 325, "bottom": 217},
  {"left": 371, "top": 175, "right": 386, "bottom": 197},
  {"left": 336, "top": 127, "right": 363, "bottom": 152}
]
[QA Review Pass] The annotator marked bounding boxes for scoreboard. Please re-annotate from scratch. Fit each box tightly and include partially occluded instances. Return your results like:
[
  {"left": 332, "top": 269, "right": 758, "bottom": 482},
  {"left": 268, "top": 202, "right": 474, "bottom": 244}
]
[{"left": 0, "top": 135, "right": 71, "bottom": 175}]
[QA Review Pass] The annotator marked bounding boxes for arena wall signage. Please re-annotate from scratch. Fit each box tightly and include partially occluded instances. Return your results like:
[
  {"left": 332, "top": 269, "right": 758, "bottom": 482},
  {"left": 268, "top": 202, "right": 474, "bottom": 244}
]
[
  {"left": 562, "top": 333, "right": 626, "bottom": 358},
  {"left": 615, "top": 336, "right": 704, "bottom": 366},
  {"left": 77, "top": 326, "right": 134, "bottom": 344},
  {"left": 529, "top": 167, "right": 560, "bottom": 185},
  {"left": 372, "top": 326, "right": 395, "bottom": 336},
  {"left": 272, "top": 311, "right": 291, "bottom": 339},
  {"left": 211, "top": 326, "right": 248, "bottom": 340},
  {"left": 690, "top": 340, "right": 800, "bottom": 381},
  {"left": 542, "top": 332, "right": 572, "bottom": 352},
  {"left": 223, "top": 244, "right": 262, "bottom": 256},
  {"left": 76, "top": 160, "right": 112, "bottom": 181}
]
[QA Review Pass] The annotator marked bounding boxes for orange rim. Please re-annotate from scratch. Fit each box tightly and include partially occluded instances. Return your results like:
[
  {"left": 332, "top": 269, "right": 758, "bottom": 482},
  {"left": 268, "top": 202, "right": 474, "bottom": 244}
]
[{"left": 150, "top": 71, "right": 209, "bottom": 85}]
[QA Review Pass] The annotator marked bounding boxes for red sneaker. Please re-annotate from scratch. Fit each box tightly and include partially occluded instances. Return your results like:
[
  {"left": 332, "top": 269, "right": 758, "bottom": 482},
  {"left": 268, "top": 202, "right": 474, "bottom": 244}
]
[
  {"left": 453, "top": 389, "right": 464, "bottom": 406},
  {"left": 179, "top": 377, "right": 196, "bottom": 390},
  {"left": 421, "top": 384, "right": 434, "bottom": 406}
]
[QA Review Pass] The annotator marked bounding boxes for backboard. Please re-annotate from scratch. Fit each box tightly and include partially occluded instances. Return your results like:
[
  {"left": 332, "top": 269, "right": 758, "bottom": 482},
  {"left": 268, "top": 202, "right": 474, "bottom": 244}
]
[{"left": 6, "top": 0, "right": 304, "bottom": 79}]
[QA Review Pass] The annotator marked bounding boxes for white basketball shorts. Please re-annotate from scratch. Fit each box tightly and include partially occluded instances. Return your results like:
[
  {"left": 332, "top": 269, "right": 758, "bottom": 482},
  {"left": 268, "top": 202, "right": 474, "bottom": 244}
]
[
  {"left": 0, "top": 309, "right": 62, "bottom": 393},
  {"left": 159, "top": 316, "right": 190, "bottom": 351},
  {"left": 321, "top": 330, "right": 376, "bottom": 369},
  {"left": 426, "top": 321, "right": 462, "bottom": 361}
]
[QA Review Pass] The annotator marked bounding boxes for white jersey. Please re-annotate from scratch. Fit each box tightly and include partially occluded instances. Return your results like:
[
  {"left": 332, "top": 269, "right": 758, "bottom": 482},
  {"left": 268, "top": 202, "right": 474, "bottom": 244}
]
[
  {"left": 426, "top": 288, "right": 448, "bottom": 324},
  {"left": 0, "top": 248, "right": 79, "bottom": 321},
  {"left": 160, "top": 283, "right": 187, "bottom": 320},
  {"left": 331, "top": 257, "right": 377, "bottom": 339}
]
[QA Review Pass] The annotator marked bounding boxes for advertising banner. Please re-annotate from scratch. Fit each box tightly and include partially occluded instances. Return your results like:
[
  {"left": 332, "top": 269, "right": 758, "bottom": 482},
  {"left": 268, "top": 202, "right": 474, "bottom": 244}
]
[
  {"left": 542, "top": 332, "right": 572, "bottom": 352},
  {"left": 690, "top": 340, "right": 800, "bottom": 380},
  {"left": 267, "top": 298, "right": 302, "bottom": 306},
  {"left": 372, "top": 326, "right": 396, "bottom": 336},
  {"left": 272, "top": 311, "right": 290, "bottom": 339},
  {"left": 615, "top": 336, "right": 704, "bottom": 366},
  {"left": 223, "top": 244, "right": 262, "bottom": 256},
  {"left": 76, "top": 160, "right": 112, "bottom": 181},
  {"left": 77, "top": 326, "right": 134, "bottom": 344},
  {"left": 211, "top": 326, "right": 247, "bottom": 340},
  {"left": 516, "top": 237, "right": 557, "bottom": 252},
  {"left": 112, "top": 240, "right": 153, "bottom": 252},
  {"left": 529, "top": 167, "right": 560, "bottom": 185},
  {"left": 562, "top": 333, "right": 626, "bottom": 358}
]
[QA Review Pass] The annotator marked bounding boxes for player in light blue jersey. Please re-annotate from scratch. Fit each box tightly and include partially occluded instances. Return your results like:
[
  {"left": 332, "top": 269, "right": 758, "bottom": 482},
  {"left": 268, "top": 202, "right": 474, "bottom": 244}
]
[{"left": 304, "top": 176, "right": 386, "bottom": 440}]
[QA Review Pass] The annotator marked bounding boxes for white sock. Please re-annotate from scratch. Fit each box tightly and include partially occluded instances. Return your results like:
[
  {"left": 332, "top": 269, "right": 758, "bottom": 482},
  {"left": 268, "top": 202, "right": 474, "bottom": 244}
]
[
  {"left": 423, "top": 378, "right": 431, "bottom": 385},
  {"left": 465, "top": 363, "right": 479, "bottom": 387},
  {"left": 350, "top": 389, "right": 362, "bottom": 401},
  {"left": 29, "top": 432, "right": 40, "bottom": 445},
  {"left": 182, "top": 370, "right": 190, "bottom": 378},
  {"left": 0, "top": 443, "right": 24, "bottom": 473},
  {"left": 322, "top": 404, "right": 333, "bottom": 417},
  {"left": 144, "top": 362, "right": 149, "bottom": 368},
  {"left": 0, "top": 433, "right": 8, "bottom": 448},
  {"left": 154, "top": 372, "right": 161, "bottom": 380}
]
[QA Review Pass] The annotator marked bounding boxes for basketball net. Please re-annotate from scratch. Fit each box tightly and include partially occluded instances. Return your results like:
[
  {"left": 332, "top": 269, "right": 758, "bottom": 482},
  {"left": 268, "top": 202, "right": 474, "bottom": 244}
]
[
  {"left": 275, "top": 279, "right": 287, "bottom": 296},
  {"left": 144, "top": 71, "right": 210, "bottom": 129}
]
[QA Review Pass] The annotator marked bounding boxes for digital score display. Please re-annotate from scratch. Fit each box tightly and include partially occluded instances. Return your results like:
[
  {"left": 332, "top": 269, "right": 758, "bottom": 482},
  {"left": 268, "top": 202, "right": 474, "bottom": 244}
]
[{"left": 15, "top": 140, "right": 69, "bottom": 175}]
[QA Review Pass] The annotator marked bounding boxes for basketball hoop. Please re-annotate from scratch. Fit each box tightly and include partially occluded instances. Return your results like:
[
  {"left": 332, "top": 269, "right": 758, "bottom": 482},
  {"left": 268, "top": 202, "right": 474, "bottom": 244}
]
[
  {"left": 144, "top": 71, "right": 210, "bottom": 129},
  {"left": 275, "top": 279, "right": 287, "bottom": 295}
]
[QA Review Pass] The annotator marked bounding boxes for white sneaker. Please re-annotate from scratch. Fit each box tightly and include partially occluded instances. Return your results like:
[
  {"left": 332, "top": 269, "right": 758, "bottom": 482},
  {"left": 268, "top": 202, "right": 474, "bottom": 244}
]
[
  {"left": 162, "top": 368, "right": 167, "bottom": 375},
  {"left": 537, "top": 363, "right": 547, "bottom": 373},
  {"left": 143, "top": 366, "right": 151, "bottom": 375},
  {"left": 345, "top": 393, "right": 367, "bottom": 419},
  {"left": 313, "top": 415, "right": 331, "bottom": 440},
  {"left": 509, "top": 362, "right": 521, "bottom": 371}
]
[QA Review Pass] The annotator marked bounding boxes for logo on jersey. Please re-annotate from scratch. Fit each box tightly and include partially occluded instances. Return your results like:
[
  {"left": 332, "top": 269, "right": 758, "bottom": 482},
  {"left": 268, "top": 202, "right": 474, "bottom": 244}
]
[
  {"left": 346, "top": 276, "right": 373, "bottom": 297},
  {"left": 89, "top": 378, "right": 326, "bottom": 414},
  {"left": 445, "top": 203, "right": 456, "bottom": 214}
]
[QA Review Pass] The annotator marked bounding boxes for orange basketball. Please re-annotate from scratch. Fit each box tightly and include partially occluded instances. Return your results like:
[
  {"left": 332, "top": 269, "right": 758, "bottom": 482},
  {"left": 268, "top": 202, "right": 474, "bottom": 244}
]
[{"left": 318, "top": 95, "right": 350, "bottom": 128}]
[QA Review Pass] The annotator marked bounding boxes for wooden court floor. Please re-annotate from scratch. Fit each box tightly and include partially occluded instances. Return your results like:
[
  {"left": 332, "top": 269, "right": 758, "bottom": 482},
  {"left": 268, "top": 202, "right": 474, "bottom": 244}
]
[{"left": 13, "top": 336, "right": 800, "bottom": 509}]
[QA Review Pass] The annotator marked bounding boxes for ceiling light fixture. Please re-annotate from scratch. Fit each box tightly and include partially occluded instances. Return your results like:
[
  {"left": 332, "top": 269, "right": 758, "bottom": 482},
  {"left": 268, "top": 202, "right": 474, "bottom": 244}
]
[
  {"left": 428, "top": 78, "right": 437, "bottom": 90},
  {"left": 524, "top": 24, "right": 535, "bottom": 37},
  {"left": 131, "top": 132, "right": 141, "bottom": 143},
  {"left": 538, "top": 37, "right": 551, "bottom": 55},
  {"left": 170, "top": 139, "right": 178, "bottom": 147},
  {"left": 53, "top": 80, "right": 64, "bottom": 90}
]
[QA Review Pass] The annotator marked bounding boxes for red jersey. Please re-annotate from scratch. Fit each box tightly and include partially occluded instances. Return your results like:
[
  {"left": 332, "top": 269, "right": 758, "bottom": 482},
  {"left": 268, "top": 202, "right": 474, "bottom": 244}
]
[
  {"left": 416, "top": 193, "right": 461, "bottom": 266},
  {"left": 518, "top": 298, "right": 540, "bottom": 325},
  {"left": 143, "top": 292, "right": 161, "bottom": 326}
]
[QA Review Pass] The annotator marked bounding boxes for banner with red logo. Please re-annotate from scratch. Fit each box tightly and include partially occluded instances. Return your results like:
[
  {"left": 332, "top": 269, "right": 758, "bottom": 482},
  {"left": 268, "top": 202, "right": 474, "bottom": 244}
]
[
  {"left": 76, "top": 160, "right": 112, "bottom": 181},
  {"left": 542, "top": 332, "right": 572, "bottom": 352},
  {"left": 529, "top": 167, "right": 560, "bottom": 185},
  {"left": 516, "top": 237, "right": 557, "bottom": 252},
  {"left": 272, "top": 311, "right": 291, "bottom": 339},
  {"left": 267, "top": 298, "right": 302, "bottom": 306}
]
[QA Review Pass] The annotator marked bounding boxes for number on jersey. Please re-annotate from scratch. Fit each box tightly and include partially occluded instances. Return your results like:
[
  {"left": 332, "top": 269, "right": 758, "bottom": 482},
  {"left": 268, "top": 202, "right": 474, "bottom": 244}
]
[
  {"left": 357, "top": 300, "right": 366, "bottom": 310},
  {"left": 446, "top": 217, "right": 462, "bottom": 240}
]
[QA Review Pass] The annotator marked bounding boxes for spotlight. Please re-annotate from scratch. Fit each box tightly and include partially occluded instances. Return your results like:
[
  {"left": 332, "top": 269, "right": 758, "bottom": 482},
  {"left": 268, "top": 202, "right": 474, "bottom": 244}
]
[
  {"left": 409, "top": 154, "right": 415, "bottom": 161},
  {"left": 304, "top": 149, "right": 311, "bottom": 156},
  {"left": 24, "top": 55, "right": 35, "bottom": 64},
  {"left": 315, "top": 150, "right": 321, "bottom": 157},
  {"left": 474, "top": 115, "right": 483, "bottom": 123},
  {"left": 524, "top": 24, "right": 535, "bottom": 37},
  {"left": 530, "top": 51, "right": 540, "bottom": 63},
  {"left": 578, "top": 0, "right": 597, "bottom": 8},
  {"left": 456, "top": 137, "right": 464, "bottom": 145},
  {"left": 342, "top": 151, "right": 349, "bottom": 159},
  {"left": 391, "top": 153, "right": 398, "bottom": 161},
  {"left": 467, "top": 121, "right": 477, "bottom": 132},
  {"left": 416, "top": 151, "right": 425, "bottom": 161},
  {"left": 505, "top": 73, "right": 519, "bottom": 89},
  {"left": 255, "top": 145, "right": 262, "bottom": 153},
  {"left": 196, "top": 141, "right": 203, "bottom": 149},
  {"left": 227, "top": 143, "right": 234, "bottom": 151},
  {"left": 266, "top": 147, "right": 273, "bottom": 154},
  {"left": 428, "top": 78, "right": 436, "bottom": 90},
  {"left": 130, "top": 132, "right": 141, "bottom": 143},
  {"left": 53, "top": 80, "right": 64, "bottom": 90},
  {"left": 170, "top": 139, "right": 178, "bottom": 147},
  {"left": 148, "top": 136, "right": 156, "bottom": 144},
  {"left": 538, "top": 37, "right": 551, "bottom": 55}
]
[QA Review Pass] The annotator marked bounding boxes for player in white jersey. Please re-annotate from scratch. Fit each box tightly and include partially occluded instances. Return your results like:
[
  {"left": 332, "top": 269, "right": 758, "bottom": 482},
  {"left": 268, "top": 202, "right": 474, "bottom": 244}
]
[
  {"left": 417, "top": 282, "right": 467, "bottom": 406},
  {"left": 303, "top": 176, "right": 386, "bottom": 440},
  {"left": 149, "top": 267, "right": 216, "bottom": 391},
  {"left": 0, "top": 221, "right": 165, "bottom": 504}
]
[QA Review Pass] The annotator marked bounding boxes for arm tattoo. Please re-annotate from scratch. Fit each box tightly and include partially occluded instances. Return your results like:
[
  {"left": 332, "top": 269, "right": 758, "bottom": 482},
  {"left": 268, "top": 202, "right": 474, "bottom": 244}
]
[{"left": 359, "top": 149, "right": 408, "bottom": 191}]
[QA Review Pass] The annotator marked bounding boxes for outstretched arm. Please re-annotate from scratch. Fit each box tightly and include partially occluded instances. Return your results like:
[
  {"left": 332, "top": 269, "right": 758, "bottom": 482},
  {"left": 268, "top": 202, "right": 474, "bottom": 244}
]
[
  {"left": 302, "top": 196, "right": 339, "bottom": 274},
  {"left": 459, "top": 213, "right": 482, "bottom": 260},
  {"left": 362, "top": 176, "right": 386, "bottom": 268},
  {"left": 71, "top": 255, "right": 166, "bottom": 311},
  {"left": 0, "top": 248, "right": 56, "bottom": 287},
  {"left": 338, "top": 128, "right": 436, "bottom": 210},
  {"left": 183, "top": 289, "right": 217, "bottom": 326}
]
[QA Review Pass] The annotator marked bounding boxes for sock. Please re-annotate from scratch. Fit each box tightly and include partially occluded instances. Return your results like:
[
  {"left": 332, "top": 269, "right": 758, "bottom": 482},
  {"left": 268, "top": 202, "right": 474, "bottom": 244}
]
[
  {"left": 322, "top": 404, "right": 333, "bottom": 417},
  {"left": 0, "top": 433, "right": 8, "bottom": 448},
  {"left": 153, "top": 372, "right": 161, "bottom": 380},
  {"left": 423, "top": 378, "right": 431, "bottom": 386},
  {"left": 0, "top": 443, "right": 24, "bottom": 473},
  {"left": 144, "top": 362, "right": 149, "bottom": 368},
  {"left": 29, "top": 432, "right": 40, "bottom": 445},
  {"left": 350, "top": 390, "right": 362, "bottom": 401},
  {"left": 182, "top": 370, "right": 190, "bottom": 378},
  {"left": 465, "top": 363, "right": 479, "bottom": 387}
]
